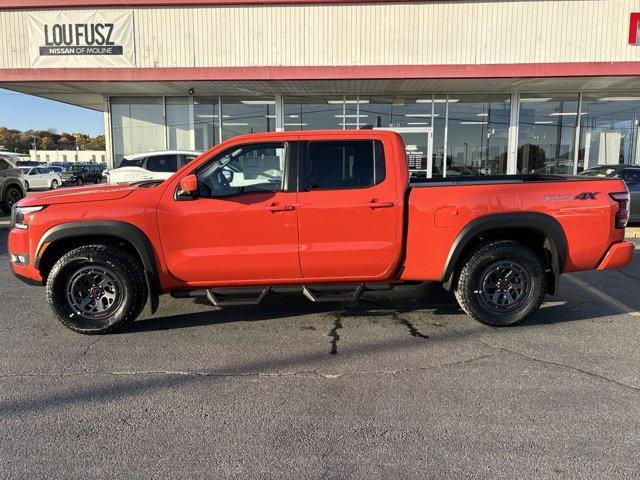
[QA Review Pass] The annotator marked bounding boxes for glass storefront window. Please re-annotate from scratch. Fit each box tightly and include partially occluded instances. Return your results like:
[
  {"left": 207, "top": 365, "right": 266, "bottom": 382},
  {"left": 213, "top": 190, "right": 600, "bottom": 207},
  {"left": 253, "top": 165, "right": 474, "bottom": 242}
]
[
  {"left": 517, "top": 94, "right": 579, "bottom": 174},
  {"left": 359, "top": 96, "right": 434, "bottom": 172},
  {"left": 283, "top": 96, "right": 345, "bottom": 130},
  {"left": 447, "top": 94, "right": 510, "bottom": 175},
  {"left": 111, "top": 97, "right": 165, "bottom": 166},
  {"left": 432, "top": 95, "right": 447, "bottom": 177},
  {"left": 578, "top": 96, "right": 640, "bottom": 171},
  {"left": 220, "top": 97, "right": 275, "bottom": 140},
  {"left": 193, "top": 97, "right": 219, "bottom": 151},
  {"left": 166, "top": 97, "right": 191, "bottom": 151}
]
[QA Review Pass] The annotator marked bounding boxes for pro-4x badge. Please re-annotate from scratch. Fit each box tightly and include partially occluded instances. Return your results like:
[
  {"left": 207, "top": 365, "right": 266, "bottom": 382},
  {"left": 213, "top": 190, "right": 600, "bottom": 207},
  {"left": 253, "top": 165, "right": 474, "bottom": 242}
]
[{"left": 574, "top": 192, "right": 600, "bottom": 200}]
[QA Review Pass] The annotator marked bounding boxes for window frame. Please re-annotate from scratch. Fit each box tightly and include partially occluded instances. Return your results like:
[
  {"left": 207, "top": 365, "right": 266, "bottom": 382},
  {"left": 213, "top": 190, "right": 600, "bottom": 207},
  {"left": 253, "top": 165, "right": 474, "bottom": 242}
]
[
  {"left": 190, "top": 141, "right": 292, "bottom": 199},
  {"left": 300, "top": 139, "right": 387, "bottom": 192}
]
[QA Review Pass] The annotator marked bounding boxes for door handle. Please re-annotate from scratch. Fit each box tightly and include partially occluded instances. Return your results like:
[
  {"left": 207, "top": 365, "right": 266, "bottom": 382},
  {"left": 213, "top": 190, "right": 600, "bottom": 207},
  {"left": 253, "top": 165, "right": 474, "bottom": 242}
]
[
  {"left": 266, "top": 204, "right": 295, "bottom": 212},
  {"left": 366, "top": 200, "right": 395, "bottom": 209}
]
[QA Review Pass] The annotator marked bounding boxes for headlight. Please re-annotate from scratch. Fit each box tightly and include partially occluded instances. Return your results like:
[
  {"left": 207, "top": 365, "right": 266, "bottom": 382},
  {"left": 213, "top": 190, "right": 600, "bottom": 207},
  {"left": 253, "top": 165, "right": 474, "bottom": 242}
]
[{"left": 11, "top": 206, "right": 45, "bottom": 230}]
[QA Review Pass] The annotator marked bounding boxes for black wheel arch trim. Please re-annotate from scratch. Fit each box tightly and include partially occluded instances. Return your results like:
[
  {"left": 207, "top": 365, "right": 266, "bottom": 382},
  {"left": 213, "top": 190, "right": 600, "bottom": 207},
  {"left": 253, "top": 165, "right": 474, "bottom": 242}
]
[
  {"left": 34, "top": 221, "right": 160, "bottom": 313},
  {"left": 441, "top": 212, "right": 568, "bottom": 295},
  {"left": 1, "top": 180, "right": 26, "bottom": 199}
]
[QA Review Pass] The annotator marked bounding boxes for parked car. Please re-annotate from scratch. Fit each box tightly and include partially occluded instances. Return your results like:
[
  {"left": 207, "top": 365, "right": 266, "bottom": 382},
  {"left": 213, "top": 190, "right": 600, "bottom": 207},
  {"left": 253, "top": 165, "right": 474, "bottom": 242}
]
[
  {"left": 107, "top": 151, "right": 201, "bottom": 184},
  {"left": 579, "top": 165, "right": 640, "bottom": 222},
  {"left": 8, "top": 130, "right": 634, "bottom": 334},
  {"left": 18, "top": 166, "right": 62, "bottom": 191},
  {"left": 63, "top": 163, "right": 105, "bottom": 186},
  {"left": 0, "top": 157, "right": 26, "bottom": 213},
  {"left": 16, "top": 160, "right": 41, "bottom": 168}
]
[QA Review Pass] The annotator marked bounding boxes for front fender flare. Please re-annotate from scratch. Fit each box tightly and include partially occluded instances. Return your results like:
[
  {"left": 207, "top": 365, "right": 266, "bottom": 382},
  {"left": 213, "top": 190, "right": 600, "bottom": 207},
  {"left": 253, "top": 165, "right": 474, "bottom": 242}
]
[{"left": 35, "top": 221, "right": 160, "bottom": 313}]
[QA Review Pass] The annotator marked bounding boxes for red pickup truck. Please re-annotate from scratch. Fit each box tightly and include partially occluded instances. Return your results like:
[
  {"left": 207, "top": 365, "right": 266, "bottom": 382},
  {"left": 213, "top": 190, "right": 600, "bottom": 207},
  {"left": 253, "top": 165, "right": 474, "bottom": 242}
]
[{"left": 8, "top": 130, "right": 635, "bottom": 334}]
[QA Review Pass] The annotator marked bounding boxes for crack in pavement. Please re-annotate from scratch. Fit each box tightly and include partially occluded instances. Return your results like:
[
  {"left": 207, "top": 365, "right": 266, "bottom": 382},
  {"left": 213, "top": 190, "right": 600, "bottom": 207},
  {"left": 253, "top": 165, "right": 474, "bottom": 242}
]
[
  {"left": 63, "top": 337, "right": 102, "bottom": 373},
  {"left": 0, "top": 353, "right": 499, "bottom": 380},
  {"left": 393, "top": 314, "right": 429, "bottom": 339},
  {"left": 328, "top": 314, "right": 342, "bottom": 355},
  {"left": 440, "top": 324, "right": 640, "bottom": 394}
]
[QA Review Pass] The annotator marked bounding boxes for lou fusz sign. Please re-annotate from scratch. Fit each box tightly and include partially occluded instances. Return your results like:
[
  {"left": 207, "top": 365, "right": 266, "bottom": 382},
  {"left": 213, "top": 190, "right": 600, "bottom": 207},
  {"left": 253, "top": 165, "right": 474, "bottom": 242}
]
[{"left": 27, "top": 11, "right": 134, "bottom": 68}]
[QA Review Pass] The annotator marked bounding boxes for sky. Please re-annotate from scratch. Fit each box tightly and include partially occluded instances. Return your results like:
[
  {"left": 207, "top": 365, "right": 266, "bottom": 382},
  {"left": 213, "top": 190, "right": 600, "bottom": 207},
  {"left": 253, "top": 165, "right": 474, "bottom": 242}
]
[{"left": 0, "top": 88, "right": 104, "bottom": 137}]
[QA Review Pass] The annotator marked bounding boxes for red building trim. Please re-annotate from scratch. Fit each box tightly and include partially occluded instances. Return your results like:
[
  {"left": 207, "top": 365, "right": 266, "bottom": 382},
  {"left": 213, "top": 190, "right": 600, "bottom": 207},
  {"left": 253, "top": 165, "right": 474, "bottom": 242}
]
[
  {"left": 0, "top": 63, "right": 638, "bottom": 82},
  {"left": 0, "top": 0, "right": 439, "bottom": 8}
]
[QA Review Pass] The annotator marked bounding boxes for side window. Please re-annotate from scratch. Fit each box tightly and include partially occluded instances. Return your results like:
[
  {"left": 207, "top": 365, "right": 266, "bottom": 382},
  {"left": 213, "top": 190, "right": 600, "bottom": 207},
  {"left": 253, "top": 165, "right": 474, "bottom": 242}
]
[
  {"left": 147, "top": 155, "right": 178, "bottom": 173},
  {"left": 197, "top": 143, "right": 285, "bottom": 198},
  {"left": 306, "top": 140, "right": 385, "bottom": 190},
  {"left": 0, "top": 159, "right": 9, "bottom": 171},
  {"left": 619, "top": 169, "right": 640, "bottom": 184}
]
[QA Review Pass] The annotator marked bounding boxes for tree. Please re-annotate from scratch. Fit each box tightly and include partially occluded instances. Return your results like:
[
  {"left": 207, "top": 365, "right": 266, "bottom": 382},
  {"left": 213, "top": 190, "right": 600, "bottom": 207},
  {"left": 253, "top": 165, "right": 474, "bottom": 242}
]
[{"left": 88, "top": 135, "right": 106, "bottom": 150}]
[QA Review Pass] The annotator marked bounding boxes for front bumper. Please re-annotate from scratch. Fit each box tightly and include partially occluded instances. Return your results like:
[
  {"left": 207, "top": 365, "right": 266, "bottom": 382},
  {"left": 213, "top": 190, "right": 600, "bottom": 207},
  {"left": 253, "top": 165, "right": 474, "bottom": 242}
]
[
  {"left": 8, "top": 226, "right": 44, "bottom": 285},
  {"left": 596, "top": 241, "right": 635, "bottom": 270}
]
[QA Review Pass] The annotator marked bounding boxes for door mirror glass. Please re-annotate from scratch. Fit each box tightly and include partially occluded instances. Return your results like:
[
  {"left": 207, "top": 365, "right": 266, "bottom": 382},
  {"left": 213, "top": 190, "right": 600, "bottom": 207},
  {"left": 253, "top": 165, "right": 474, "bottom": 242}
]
[{"left": 176, "top": 174, "right": 198, "bottom": 200}]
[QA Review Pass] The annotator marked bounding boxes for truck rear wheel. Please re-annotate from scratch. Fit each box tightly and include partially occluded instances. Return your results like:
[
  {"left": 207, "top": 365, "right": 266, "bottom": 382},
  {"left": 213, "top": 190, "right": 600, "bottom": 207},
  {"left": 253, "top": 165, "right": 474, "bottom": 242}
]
[
  {"left": 46, "top": 245, "right": 148, "bottom": 334},
  {"left": 454, "top": 240, "right": 545, "bottom": 327}
]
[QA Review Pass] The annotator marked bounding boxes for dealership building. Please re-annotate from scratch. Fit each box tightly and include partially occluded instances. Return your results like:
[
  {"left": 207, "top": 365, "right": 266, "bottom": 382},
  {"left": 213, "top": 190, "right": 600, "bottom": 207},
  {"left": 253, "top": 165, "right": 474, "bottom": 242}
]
[{"left": 1, "top": 0, "right": 640, "bottom": 176}]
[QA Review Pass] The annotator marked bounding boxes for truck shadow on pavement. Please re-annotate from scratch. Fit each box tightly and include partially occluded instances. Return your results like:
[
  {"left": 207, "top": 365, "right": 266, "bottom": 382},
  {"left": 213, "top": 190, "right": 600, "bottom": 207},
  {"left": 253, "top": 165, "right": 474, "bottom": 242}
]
[{"left": 124, "top": 258, "right": 640, "bottom": 334}]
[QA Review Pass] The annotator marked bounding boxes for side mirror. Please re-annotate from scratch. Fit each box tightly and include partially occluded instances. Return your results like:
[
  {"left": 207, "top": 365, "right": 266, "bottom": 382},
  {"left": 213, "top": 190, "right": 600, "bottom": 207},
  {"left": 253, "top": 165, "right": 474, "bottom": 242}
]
[{"left": 176, "top": 173, "right": 198, "bottom": 200}]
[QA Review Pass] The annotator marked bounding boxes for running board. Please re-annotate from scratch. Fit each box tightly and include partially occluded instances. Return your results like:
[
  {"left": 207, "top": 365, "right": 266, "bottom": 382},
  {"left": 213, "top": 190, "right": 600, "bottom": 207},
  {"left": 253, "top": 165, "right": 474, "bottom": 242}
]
[
  {"left": 302, "top": 284, "right": 365, "bottom": 303},
  {"left": 206, "top": 287, "right": 270, "bottom": 306},
  {"left": 170, "top": 283, "right": 395, "bottom": 306}
]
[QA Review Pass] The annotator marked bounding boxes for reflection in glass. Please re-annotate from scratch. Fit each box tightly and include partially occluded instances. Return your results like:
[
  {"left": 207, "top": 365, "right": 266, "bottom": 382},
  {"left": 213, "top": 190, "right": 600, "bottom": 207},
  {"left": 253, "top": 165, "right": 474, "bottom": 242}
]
[
  {"left": 193, "top": 97, "right": 219, "bottom": 151},
  {"left": 579, "top": 96, "right": 640, "bottom": 170},
  {"left": 447, "top": 94, "right": 510, "bottom": 175},
  {"left": 359, "top": 96, "right": 434, "bottom": 171},
  {"left": 166, "top": 97, "right": 191, "bottom": 151},
  {"left": 517, "top": 94, "right": 579, "bottom": 174},
  {"left": 111, "top": 97, "right": 166, "bottom": 166},
  {"left": 220, "top": 97, "right": 275, "bottom": 140},
  {"left": 283, "top": 96, "right": 345, "bottom": 130}
]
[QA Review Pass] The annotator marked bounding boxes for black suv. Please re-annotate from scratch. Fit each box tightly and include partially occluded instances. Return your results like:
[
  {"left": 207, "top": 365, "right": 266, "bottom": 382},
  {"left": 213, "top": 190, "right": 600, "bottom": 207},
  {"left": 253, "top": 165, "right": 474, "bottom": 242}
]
[
  {"left": 63, "top": 163, "right": 105, "bottom": 186},
  {"left": 0, "top": 157, "right": 26, "bottom": 213}
]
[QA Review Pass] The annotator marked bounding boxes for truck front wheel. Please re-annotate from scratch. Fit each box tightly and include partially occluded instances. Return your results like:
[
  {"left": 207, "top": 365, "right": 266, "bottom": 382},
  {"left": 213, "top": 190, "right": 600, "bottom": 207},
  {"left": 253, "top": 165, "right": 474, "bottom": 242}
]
[
  {"left": 454, "top": 240, "right": 546, "bottom": 327},
  {"left": 46, "top": 245, "right": 148, "bottom": 334}
]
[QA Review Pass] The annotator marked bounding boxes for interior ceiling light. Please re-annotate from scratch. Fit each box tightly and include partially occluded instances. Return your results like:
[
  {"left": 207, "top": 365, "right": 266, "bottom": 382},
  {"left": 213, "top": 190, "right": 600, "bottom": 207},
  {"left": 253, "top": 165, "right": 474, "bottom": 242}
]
[
  {"left": 460, "top": 121, "right": 488, "bottom": 125},
  {"left": 404, "top": 114, "right": 431, "bottom": 118},
  {"left": 477, "top": 113, "right": 489, "bottom": 117},
  {"left": 598, "top": 97, "right": 640, "bottom": 101},
  {"left": 240, "top": 100, "right": 275, "bottom": 105},
  {"left": 415, "top": 98, "right": 458, "bottom": 103},
  {"left": 549, "top": 112, "right": 586, "bottom": 116},
  {"left": 520, "top": 97, "right": 552, "bottom": 102},
  {"left": 327, "top": 99, "right": 369, "bottom": 104},
  {"left": 535, "top": 121, "right": 554, "bottom": 124}
]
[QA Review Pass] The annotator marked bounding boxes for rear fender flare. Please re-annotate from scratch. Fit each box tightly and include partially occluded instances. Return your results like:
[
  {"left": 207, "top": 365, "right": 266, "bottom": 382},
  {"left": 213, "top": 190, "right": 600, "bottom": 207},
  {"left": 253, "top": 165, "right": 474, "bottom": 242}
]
[
  {"left": 35, "top": 221, "right": 160, "bottom": 313},
  {"left": 441, "top": 212, "right": 568, "bottom": 294}
]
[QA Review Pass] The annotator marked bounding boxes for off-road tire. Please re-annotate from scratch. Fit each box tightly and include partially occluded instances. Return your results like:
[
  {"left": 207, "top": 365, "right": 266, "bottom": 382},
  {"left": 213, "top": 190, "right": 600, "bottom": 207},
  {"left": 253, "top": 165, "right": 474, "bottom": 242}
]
[
  {"left": 454, "top": 240, "right": 545, "bottom": 327},
  {"left": 0, "top": 185, "right": 23, "bottom": 213},
  {"left": 24, "top": 180, "right": 30, "bottom": 191},
  {"left": 50, "top": 179, "right": 59, "bottom": 190},
  {"left": 76, "top": 178, "right": 83, "bottom": 186},
  {"left": 46, "top": 245, "right": 148, "bottom": 334}
]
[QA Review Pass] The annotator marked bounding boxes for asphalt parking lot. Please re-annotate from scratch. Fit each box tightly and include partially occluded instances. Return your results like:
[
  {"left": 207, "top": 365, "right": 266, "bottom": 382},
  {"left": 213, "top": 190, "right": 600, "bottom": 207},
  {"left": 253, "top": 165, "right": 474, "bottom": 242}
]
[{"left": 1, "top": 219, "right": 639, "bottom": 479}]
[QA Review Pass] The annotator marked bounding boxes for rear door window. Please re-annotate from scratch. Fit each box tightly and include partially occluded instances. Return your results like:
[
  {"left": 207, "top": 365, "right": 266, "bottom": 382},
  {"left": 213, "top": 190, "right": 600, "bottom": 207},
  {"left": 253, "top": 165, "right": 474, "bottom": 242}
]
[
  {"left": 0, "top": 159, "right": 10, "bottom": 171},
  {"left": 305, "top": 140, "right": 385, "bottom": 190},
  {"left": 147, "top": 155, "right": 178, "bottom": 173}
]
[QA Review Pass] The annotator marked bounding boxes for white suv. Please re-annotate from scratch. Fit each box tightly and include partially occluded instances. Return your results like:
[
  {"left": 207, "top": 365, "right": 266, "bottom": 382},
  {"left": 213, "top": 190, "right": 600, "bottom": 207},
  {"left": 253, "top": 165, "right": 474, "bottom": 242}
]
[{"left": 107, "top": 150, "right": 202, "bottom": 184}]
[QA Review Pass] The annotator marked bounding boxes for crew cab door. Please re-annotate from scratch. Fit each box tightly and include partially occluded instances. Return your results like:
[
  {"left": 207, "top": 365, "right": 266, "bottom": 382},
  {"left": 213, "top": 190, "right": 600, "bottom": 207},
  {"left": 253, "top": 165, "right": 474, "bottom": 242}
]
[
  {"left": 296, "top": 137, "right": 402, "bottom": 281},
  {"left": 157, "top": 142, "right": 301, "bottom": 285}
]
